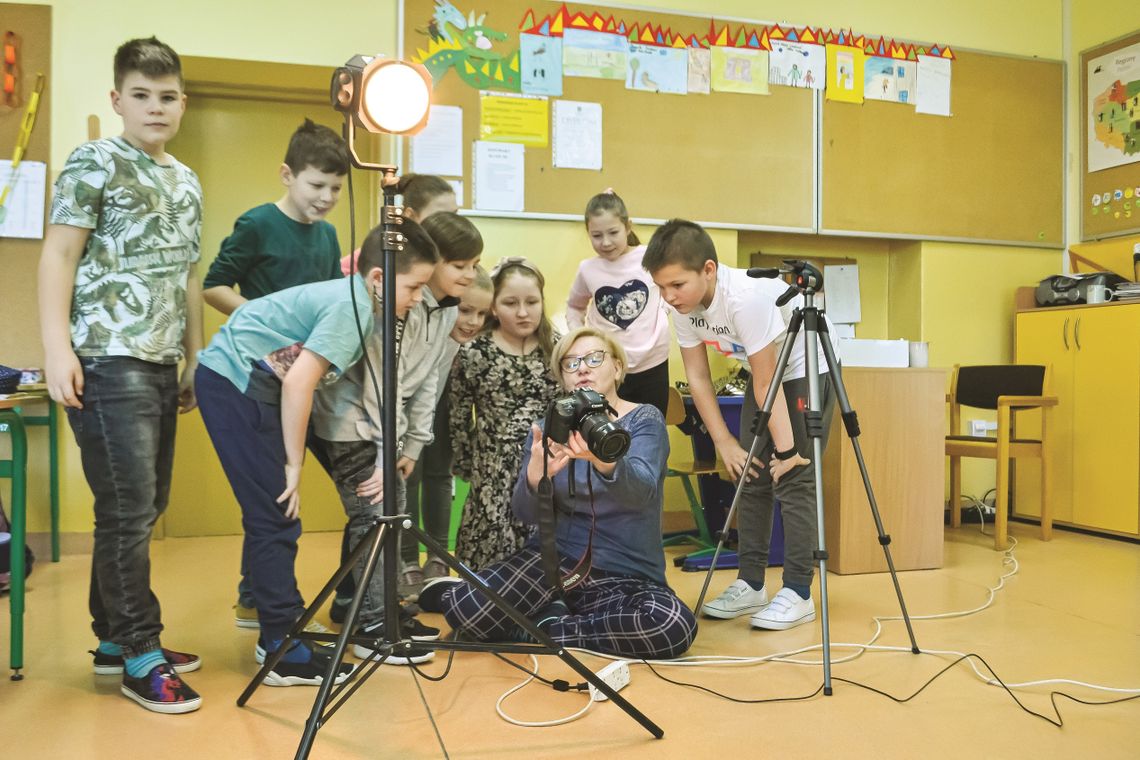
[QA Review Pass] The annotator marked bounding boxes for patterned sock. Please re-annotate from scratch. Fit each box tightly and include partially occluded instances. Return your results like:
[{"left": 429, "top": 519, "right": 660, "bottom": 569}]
[
  {"left": 97, "top": 640, "right": 122, "bottom": 656},
  {"left": 785, "top": 583, "right": 811, "bottom": 601},
  {"left": 270, "top": 639, "right": 312, "bottom": 664},
  {"left": 124, "top": 649, "right": 167, "bottom": 678}
]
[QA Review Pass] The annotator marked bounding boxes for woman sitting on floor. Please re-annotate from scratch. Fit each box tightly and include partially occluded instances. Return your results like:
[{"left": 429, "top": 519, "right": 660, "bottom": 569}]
[{"left": 418, "top": 327, "right": 697, "bottom": 659}]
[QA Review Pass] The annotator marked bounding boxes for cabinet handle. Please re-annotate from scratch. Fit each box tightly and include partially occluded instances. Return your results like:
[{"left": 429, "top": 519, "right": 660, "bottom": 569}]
[
  {"left": 1062, "top": 317, "right": 1069, "bottom": 350},
  {"left": 1075, "top": 317, "right": 1081, "bottom": 350}
]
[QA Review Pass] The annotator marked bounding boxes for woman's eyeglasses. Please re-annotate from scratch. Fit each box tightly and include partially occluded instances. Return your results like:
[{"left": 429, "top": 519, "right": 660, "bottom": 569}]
[{"left": 560, "top": 350, "right": 608, "bottom": 372}]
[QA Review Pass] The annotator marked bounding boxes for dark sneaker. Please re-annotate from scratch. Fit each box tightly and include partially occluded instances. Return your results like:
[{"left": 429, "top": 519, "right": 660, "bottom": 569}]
[
  {"left": 401, "top": 615, "right": 440, "bottom": 642},
  {"left": 417, "top": 577, "right": 463, "bottom": 613},
  {"left": 329, "top": 596, "right": 352, "bottom": 625},
  {"left": 263, "top": 648, "right": 356, "bottom": 687},
  {"left": 423, "top": 558, "right": 449, "bottom": 580},
  {"left": 398, "top": 563, "right": 425, "bottom": 601},
  {"left": 91, "top": 647, "right": 201, "bottom": 676},
  {"left": 352, "top": 622, "right": 435, "bottom": 664},
  {"left": 120, "top": 663, "right": 202, "bottom": 714}
]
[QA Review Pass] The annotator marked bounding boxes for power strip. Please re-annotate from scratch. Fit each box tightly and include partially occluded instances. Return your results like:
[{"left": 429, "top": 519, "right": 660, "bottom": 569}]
[{"left": 588, "top": 660, "right": 631, "bottom": 702}]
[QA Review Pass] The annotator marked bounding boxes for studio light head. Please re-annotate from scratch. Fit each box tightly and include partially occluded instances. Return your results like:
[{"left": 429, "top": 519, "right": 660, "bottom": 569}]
[{"left": 330, "top": 55, "right": 433, "bottom": 168}]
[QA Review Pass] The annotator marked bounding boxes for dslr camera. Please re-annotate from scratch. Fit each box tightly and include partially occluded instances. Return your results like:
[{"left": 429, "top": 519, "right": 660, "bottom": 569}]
[{"left": 544, "top": 388, "right": 631, "bottom": 463}]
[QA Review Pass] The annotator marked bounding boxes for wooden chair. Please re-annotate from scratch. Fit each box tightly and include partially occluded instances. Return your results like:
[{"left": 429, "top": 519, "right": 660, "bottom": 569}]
[
  {"left": 946, "top": 365, "right": 1057, "bottom": 549},
  {"left": 662, "top": 387, "right": 719, "bottom": 549}
]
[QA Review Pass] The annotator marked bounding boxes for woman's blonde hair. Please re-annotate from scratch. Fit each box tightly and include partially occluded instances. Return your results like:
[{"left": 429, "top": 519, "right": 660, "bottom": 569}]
[{"left": 550, "top": 326, "right": 628, "bottom": 390}]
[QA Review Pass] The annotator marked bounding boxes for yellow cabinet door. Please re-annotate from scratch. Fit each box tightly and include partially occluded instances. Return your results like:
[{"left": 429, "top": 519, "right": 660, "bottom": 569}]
[
  {"left": 1014, "top": 310, "right": 1075, "bottom": 523},
  {"left": 1070, "top": 306, "right": 1140, "bottom": 534}
]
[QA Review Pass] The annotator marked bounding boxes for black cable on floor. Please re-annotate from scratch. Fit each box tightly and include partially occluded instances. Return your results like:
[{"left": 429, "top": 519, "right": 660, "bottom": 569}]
[
  {"left": 641, "top": 652, "right": 1140, "bottom": 724},
  {"left": 409, "top": 665, "right": 450, "bottom": 759}
]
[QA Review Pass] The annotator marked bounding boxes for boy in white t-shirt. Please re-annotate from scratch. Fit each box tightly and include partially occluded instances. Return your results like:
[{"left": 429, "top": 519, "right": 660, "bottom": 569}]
[{"left": 644, "top": 219, "right": 837, "bottom": 631}]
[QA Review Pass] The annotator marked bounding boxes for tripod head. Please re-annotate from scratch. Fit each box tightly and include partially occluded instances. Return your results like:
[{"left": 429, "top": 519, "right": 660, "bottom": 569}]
[{"left": 746, "top": 259, "right": 824, "bottom": 306}]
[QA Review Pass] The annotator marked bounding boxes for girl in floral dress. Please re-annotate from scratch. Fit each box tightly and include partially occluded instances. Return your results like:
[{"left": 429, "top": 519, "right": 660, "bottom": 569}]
[{"left": 450, "top": 258, "right": 560, "bottom": 569}]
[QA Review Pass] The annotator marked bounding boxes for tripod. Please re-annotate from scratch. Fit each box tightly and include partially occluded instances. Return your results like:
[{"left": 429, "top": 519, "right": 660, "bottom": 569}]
[
  {"left": 693, "top": 260, "right": 920, "bottom": 695},
  {"left": 236, "top": 168, "right": 662, "bottom": 760}
]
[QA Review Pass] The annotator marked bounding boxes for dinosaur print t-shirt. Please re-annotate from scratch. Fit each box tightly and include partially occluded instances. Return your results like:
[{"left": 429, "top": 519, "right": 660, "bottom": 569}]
[{"left": 50, "top": 137, "right": 203, "bottom": 364}]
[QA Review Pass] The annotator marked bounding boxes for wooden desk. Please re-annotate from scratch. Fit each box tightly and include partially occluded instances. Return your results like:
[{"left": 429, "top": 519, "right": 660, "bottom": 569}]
[
  {"left": 822, "top": 367, "right": 946, "bottom": 575},
  {"left": 1, "top": 388, "right": 60, "bottom": 680}
]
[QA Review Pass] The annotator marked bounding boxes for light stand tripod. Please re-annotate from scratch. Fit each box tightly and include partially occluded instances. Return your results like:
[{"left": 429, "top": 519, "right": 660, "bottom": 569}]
[
  {"left": 693, "top": 260, "right": 920, "bottom": 695},
  {"left": 236, "top": 166, "right": 663, "bottom": 760}
]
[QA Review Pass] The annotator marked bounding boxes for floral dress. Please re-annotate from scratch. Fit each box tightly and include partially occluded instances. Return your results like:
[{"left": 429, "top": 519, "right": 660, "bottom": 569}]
[{"left": 450, "top": 332, "right": 561, "bottom": 569}]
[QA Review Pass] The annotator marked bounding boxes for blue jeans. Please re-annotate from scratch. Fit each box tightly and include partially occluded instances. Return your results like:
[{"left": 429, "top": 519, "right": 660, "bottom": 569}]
[
  {"left": 196, "top": 364, "right": 309, "bottom": 642},
  {"left": 66, "top": 356, "right": 178, "bottom": 658}
]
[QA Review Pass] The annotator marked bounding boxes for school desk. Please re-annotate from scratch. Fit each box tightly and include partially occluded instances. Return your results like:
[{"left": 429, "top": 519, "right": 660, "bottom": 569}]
[{"left": 1, "top": 388, "right": 61, "bottom": 680}]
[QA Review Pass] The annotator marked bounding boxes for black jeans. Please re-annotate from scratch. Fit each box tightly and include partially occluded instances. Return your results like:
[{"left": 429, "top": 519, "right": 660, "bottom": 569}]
[{"left": 66, "top": 356, "right": 179, "bottom": 657}]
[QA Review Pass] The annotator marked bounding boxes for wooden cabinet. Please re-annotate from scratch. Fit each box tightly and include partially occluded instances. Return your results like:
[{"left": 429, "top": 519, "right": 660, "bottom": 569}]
[
  {"left": 1014, "top": 303, "right": 1140, "bottom": 537},
  {"left": 822, "top": 368, "right": 946, "bottom": 574}
]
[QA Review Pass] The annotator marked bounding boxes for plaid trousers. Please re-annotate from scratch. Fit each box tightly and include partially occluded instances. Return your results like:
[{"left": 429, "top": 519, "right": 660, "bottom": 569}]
[{"left": 441, "top": 547, "right": 697, "bottom": 660}]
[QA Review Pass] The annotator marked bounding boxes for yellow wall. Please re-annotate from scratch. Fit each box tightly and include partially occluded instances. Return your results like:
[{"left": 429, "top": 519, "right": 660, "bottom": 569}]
[{"left": 10, "top": 0, "right": 1069, "bottom": 534}]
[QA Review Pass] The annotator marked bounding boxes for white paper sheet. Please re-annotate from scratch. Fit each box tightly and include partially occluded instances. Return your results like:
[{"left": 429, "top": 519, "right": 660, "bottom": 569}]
[
  {"left": 823, "top": 264, "right": 861, "bottom": 324},
  {"left": 449, "top": 179, "right": 464, "bottom": 208},
  {"left": 473, "top": 141, "right": 524, "bottom": 212},
  {"left": 552, "top": 100, "right": 602, "bottom": 170},
  {"left": 0, "top": 160, "right": 47, "bottom": 239},
  {"left": 410, "top": 105, "right": 463, "bottom": 176},
  {"left": 915, "top": 55, "right": 952, "bottom": 116}
]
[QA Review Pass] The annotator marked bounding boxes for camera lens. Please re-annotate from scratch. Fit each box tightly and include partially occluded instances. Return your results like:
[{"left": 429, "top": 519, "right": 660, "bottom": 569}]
[{"left": 580, "top": 414, "right": 631, "bottom": 463}]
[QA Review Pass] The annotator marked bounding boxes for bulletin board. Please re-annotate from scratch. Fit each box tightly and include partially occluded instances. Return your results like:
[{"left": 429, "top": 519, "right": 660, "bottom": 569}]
[
  {"left": 400, "top": 0, "right": 816, "bottom": 230},
  {"left": 1080, "top": 30, "right": 1140, "bottom": 241},
  {"left": 821, "top": 50, "right": 1065, "bottom": 247},
  {"left": 0, "top": 3, "right": 51, "bottom": 367}
]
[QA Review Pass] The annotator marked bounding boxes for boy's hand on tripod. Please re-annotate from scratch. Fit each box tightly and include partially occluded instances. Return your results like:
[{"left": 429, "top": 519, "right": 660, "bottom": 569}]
[
  {"left": 769, "top": 453, "right": 810, "bottom": 484},
  {"left": 356, "top": 467, "right": 384, "bottom": 504}
]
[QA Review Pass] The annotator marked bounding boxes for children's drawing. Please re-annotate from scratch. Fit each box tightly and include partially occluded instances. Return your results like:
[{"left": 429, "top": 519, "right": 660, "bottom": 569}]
[
  {"left": 769, "top": 39, "right": 824, "bottom": 90},
  {"left": 413, "top": 2, "right": 521, "bottom": 92}
]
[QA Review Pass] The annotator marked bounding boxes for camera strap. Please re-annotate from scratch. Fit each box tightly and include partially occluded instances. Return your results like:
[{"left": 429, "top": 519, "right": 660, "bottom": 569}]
[{"left": 536, "top": 447, "right": 596, "bottom": 600}]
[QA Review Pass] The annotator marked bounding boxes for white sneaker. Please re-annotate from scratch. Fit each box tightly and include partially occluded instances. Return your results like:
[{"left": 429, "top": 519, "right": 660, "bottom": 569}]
[
  {"left": 701, "top": 579, "right": 769, "bottom": 619},
  {"left": 750, "top": 588, "right": 816, "bottom": 630}
]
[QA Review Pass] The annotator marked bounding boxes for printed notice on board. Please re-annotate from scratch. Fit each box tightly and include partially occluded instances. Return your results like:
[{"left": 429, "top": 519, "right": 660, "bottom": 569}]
[
  {"left": 916, "top": 55, "right": 952, "bottom": 116},
  {"left": 553, "top": 100, "right": 602, "bottom": 171},
  {"left": 479, "top": 92, "right": 549, "bottom": 147},
  {"left": 473, "top": 141, "right": 524, "bottom": 212},
  {"left": 410, "top": 105, "right": 463, "bottom": 177},
  {"left": 0, "top": 160, "right": 47, "bottom": 239}
]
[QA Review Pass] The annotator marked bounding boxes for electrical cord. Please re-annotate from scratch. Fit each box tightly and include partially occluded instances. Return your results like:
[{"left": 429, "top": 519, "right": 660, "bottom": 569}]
[
  {"left": 555, "top": 506, "right": 1139, "bottom": 718},
  {"left": 494, "top": 655, "right": 595, "bottom": 727}
]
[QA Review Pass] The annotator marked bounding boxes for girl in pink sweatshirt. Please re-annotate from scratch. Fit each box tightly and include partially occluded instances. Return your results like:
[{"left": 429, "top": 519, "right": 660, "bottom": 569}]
[{"left": 566, "top": 190, "right": 671, "bottom": 414}]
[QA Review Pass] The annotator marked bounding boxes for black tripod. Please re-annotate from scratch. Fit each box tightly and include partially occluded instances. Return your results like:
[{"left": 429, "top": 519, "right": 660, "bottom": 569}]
[
  {"left": 693, "top": 260, "right": 920, "bottom": 695},
  {"left": 236, "top": 168, "right": 662, "bottom": 760}
]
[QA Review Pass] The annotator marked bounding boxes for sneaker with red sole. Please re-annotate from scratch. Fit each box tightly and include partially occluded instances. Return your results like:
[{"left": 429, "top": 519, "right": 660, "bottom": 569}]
[
  {"left": 91, "top": 647, "right": 201, "bottom": 675},
  {"left": 120, "top": 663, "right": 202, "bottom": 714}
]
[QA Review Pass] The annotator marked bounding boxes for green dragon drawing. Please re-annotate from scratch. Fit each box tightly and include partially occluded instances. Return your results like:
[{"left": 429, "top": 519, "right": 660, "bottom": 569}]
[{"left": 413, "top": 2, "right": 521, "bottom": 92}]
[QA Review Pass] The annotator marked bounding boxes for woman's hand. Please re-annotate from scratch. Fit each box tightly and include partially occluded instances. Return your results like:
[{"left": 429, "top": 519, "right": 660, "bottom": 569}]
[
  {"left": 277, "top": 462, "right": 303, "bottom": 519},
  {"left": 768, "top": 452, "right": 811, "bottom": 485},
  {"left": 356, "top": 467, "right": 384, "bottom": 504},
  {"left": 716, "top": 439, "right": 764, "bottom": 483},
  {"left": 526, "top": 424, "right": 572, "bottom": 490},
  {"left": 562, "top": 431, "right": 617, "bottom": 477}
]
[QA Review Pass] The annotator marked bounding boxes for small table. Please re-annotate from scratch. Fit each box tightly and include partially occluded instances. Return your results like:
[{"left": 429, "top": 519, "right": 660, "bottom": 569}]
[{"left": 1, "top": 388, "right": 60, "bottom": 680}]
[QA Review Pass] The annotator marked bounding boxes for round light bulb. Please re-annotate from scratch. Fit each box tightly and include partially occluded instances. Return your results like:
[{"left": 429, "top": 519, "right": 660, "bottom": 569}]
[{"left": 361, "top": 62, "right": 431, "bottom": 134}]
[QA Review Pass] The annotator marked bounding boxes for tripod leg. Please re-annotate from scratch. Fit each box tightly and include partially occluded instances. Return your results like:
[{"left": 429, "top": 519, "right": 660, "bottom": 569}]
[
  {"left": 800, "top": 310, "right": 833, "bottom": 695},
  {"left": 410, "top": 525, "right": 664, "bottom": 739},
  {"left": 816, "top": 332, "right": 921, "bottom": 655},
  {"left": 693, "top": 311, "right": 801, "bottom": 615},
  {"left": 294, "top": 522, "right": 390, "bottom": 760}
]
